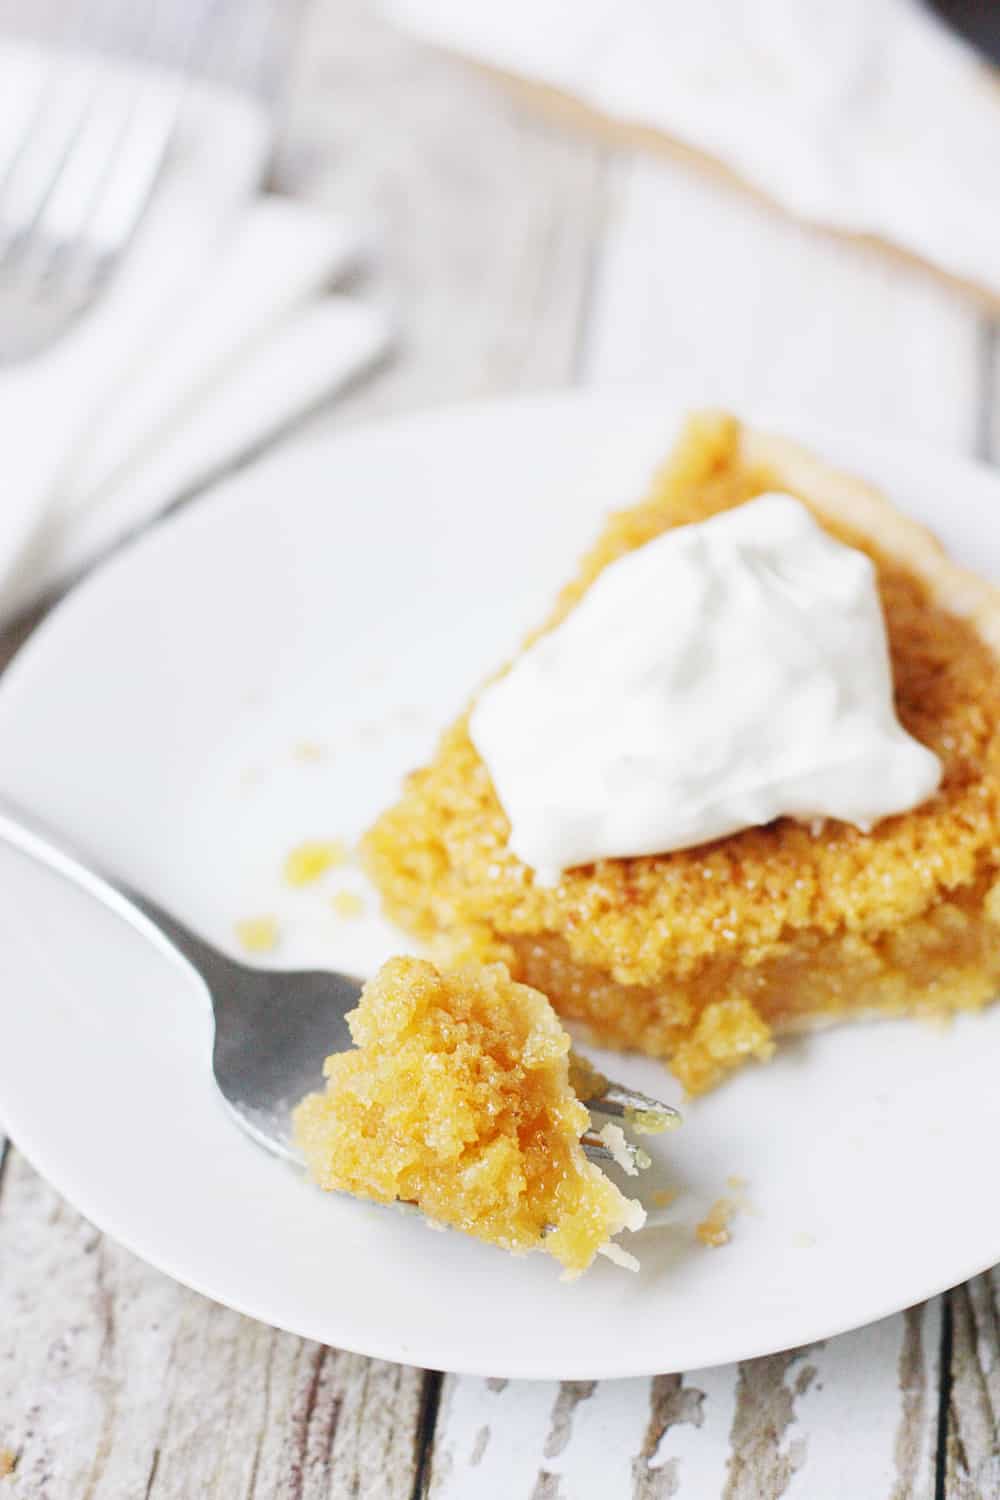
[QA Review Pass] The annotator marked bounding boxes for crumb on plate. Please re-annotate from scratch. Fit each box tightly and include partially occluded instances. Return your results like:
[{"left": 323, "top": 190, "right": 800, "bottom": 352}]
[
  {"left": 284, "top": 839, "right": 349, "bottom": 887},
  {"left": 696, "top": 1196, "right": 736, "bottom": 1247},
  {"left": 0, "top": 1449, "right": 16, "bottom": 1479},
  {"left": 332, "top": 889, "right": 365, "bottom": 920},
  {"left": 235, "top": 916, "right": 280, "bottom": 953},
  {"left": 294, "top": 741, "right": 329, "bottom": 762}
]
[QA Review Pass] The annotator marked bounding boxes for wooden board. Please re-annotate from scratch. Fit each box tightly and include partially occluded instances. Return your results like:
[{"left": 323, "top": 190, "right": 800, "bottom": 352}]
[
  {"left": 947, "top": 1270, "right": 1000, "bottom": 1500},
  {"left": 429, "top": 1307, "right": 941, "bottom": 1499},
  {"left": 0, "top": 1151, "right": 426, "bottom": 1499},
  {"left": 1, "top": 0, "right": 999, "bottom": 1495}
]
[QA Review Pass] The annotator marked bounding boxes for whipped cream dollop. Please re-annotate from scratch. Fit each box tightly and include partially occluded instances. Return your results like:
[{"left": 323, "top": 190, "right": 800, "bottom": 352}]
[{"left": 469, "top": 494, "right": 942, "bottom": 884}]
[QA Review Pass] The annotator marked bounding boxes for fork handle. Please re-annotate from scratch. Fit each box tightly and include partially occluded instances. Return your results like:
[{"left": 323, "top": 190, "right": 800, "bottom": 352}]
[{"left": 0, "top": 789, "right": 224, "bottom": 987}]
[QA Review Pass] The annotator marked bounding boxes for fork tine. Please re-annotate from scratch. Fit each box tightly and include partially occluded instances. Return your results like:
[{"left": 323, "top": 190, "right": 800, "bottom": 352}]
[
  {"left": 0, "top": 0, "right": 219, "bottom": 361},
  {"left": 0, "top": 48, "right": 50, "bottom": 185},
  {"left": 587, "top": 1081, "right": 682, "bottom": 1132},
  {"left": 0, "top": 53, "right": 103, "bottom": 257},
  {"left": 65, "top": 0, "right": 216, "bottom": 280},
  {"left": 581, "top": 1126, "right": 650, "bottom": 1174},
  {"left": 81, "top": 72, "right": 179, "bottom": 267},
  {"left": 4, "top": 66, "right": 138, "bottom": 302},
  {"left": 18, "top": 67, "right": 133, "bottom": 257},
  {"left": 581, "top": 1127, "right": 624, "bottom": 1166}
]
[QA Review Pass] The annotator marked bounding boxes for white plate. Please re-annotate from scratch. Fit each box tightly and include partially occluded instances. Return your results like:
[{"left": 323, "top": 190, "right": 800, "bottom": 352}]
[{"left": 2, "top": 391, "right": 1000, "bottom": 1381}]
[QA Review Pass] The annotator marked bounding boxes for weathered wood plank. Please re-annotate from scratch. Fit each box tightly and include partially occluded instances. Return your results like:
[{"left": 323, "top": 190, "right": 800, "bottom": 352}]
[
  {"left": 273, "top": 0, "right": 608, "bottom": 424},
  {"left": 429, "top": 1304, "right": 941, "bottom": 1500},
  {"left": 0, "top": 1152, "right": 425, "bottom": 1498},
  {"left": 581, "top": 153, "right": 979, "bottom": 450},
  {"left": 946, "top": 1271, "right": 1000, "bottom": 1500},
  {"left": 0, "top": 0, "right": 299, "bottom": 97}
]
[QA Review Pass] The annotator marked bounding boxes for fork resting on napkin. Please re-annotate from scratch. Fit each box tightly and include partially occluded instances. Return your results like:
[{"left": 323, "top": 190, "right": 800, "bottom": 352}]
[{"left": 0, "top": 40, "right": 391, "bottom": 627}]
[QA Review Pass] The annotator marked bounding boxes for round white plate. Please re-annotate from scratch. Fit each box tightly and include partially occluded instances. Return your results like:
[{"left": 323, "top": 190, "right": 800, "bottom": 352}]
[{"left": 2, "top": 391, "right": 1000, "bottom": 1381}]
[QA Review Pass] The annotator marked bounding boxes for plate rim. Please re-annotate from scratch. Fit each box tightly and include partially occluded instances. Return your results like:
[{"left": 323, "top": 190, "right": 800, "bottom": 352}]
[{"left": 8, "top": 383, "right": 1000, "bottom": 699}]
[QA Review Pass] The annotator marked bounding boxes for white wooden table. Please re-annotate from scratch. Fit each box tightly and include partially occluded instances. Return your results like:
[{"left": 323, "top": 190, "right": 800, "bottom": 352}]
[{"left": 2, "top": 2, "right": 999, "bottom": 1495}]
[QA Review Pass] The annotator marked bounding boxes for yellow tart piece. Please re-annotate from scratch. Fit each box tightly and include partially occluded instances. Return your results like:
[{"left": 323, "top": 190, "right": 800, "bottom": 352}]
[
  {"left": 363, "top": 413, "right": 1000, "bottom": 1093},
  {"left": 294, "top": 957, "right": 645, "bottom": 1276}
]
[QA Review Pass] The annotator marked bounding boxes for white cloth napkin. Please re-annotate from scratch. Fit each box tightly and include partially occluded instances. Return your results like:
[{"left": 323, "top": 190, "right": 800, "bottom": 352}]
[
  {"left": 387, "top": 0, "right": 1000, "bottom": 297},
  {"left": 0, "top": 42, "right": 392, "bottom": 625}
]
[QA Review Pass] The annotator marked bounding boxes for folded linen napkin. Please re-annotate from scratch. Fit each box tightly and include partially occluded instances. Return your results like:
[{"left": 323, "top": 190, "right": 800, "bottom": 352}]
[
  {"left": 387, "top": 0, "right": 1000, "bottom": 300},
  {"left": 0, "top": 41, "right": 391, "bottom": 626}
]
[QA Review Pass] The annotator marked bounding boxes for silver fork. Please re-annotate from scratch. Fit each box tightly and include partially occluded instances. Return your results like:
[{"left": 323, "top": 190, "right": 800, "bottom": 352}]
[
  {"left": 0, "top": 15, "right": 203, "bottom": 363},
  {"left": 0, "top": 793, "right": 679, "bottom": 1169}
]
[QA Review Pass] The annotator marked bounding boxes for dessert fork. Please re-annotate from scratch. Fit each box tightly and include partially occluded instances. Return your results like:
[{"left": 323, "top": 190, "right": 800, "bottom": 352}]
[
  {"left": 0, "top": 794, "right": 679, "bottom": 1168},
  {"left": 0, "top": 13, "right": 205, "bottom": 363}
]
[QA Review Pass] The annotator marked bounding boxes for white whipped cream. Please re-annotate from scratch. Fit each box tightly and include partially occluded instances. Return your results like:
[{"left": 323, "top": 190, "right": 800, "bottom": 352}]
[{"left": 469, "top": 494, "right": 942, "bottom": 884}]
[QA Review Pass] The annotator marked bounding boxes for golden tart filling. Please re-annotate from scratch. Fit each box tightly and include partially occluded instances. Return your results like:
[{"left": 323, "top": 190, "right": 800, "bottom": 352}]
[{"left": 363, "top": 413, "right": 1000, "bottom": 1093}]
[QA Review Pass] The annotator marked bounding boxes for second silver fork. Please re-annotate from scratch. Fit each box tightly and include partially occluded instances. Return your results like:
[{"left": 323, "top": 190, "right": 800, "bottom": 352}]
[{"left": 0, "top": 18, "right": 199, "bottom": 362}]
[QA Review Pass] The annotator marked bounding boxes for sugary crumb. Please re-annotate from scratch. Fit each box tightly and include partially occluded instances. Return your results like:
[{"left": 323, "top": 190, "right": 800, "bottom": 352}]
[
  {"left": 332, "top": 890, "right": 365, "bottom": 920},
  {"left": 792, "top": 1231, "right": 817, "bottom": 1248},
  {"left": 294, "top": 741, "right": 329, "bottom": 762},
  {"left": 0, "top": 1449, "right": 16, "bottom": 1478},
  {"left": 235, "top": 916, "right": 279, "bottom": 953},
  {"left": 597, "top": 1242, "right": 640, "bottom": 1272},
  {"left": 696, "top": 1197, "right": 736, "bottom": 1247},
  {"left": 284, "top": 839, "right": 349, "bottom": 887},
  {"left": 726, "top": 1174, "right": 748, "bottom": 1190},
  {"left": 652, "top": 1187, "right": 679, "bottom": 1209},
  {"left": 597, "top": 1123, "right": 640, "bottom": 1176}
]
